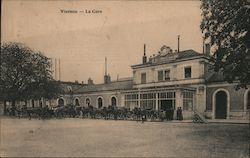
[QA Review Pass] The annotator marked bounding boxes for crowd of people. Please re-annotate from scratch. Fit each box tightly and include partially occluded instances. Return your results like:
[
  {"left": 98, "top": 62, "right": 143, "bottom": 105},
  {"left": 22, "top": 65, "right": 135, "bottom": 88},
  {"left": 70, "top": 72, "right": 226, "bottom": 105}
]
[{"left": 5, "top": 104, "right": 183, "bottom": 122}]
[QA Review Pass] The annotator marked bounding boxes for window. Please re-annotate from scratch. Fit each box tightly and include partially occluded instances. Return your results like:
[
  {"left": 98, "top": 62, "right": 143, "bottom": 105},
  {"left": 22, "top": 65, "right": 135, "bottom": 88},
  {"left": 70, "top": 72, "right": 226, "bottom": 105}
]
[
  {"left": 58, "top": 98, "right": 64, "bottom": 106},
  {"left": 67, "top": 86, "right": 72, "bottom": 92},
  {"left": 183, "top": 91, "right": 194, "bottom": 111},
  {"left": 141, "top": 73, "right": 146, "bottom": 84},
  {"left": 111, "top": 97, "right": 117, "bottom": 106},
  {"left": 86, "top": 98, "right": 91, "bottom": 106},
  {"left": 158, "top": 70, "right": 170, "bottom": 81},
  {"left": 98, "top": 98, "right": 103, "bottom": 109},
  {"left": 31, "top": 100, "right": 35, "bottom": 108},
  {"left": 125, "top": 93, "right": 139, "bottom": 109},
  {"left": 140, "top": 93, "right": 156, "bottom": 109},
  {"left": 158, "top": 71, "right": 164, "bottom": 81},
  {"left": 75, "top": 98, "right": 80, "bottom": 106},
  {"left": 184, "top": 67, "right": 192, "bottom": 78},
  {"left": 165, "top": 70, "right": 170, "bottom": 80}
]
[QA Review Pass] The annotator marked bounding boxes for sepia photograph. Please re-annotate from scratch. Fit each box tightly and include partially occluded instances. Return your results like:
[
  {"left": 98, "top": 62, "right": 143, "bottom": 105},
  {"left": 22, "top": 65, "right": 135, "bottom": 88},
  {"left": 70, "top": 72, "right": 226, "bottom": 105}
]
[{"left": 1, "top": 0, "right": 250, "bottom": 157}]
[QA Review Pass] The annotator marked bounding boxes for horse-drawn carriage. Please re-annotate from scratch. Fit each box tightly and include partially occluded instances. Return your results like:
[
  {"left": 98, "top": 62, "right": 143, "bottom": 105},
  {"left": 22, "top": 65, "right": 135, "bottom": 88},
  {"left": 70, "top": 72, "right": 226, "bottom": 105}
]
[
  {"left": 7, "top": 103, "right": 174, "bottom": 122},
  {"left": 7, "top": 105, "right": 54, "bottom": 119}
]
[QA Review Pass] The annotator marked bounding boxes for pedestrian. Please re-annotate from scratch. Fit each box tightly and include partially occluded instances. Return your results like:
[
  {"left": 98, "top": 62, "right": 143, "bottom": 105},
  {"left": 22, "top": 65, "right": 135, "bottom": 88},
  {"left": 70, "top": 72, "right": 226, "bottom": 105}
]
[
  {"left": 141, "top": 109, "right": 147, "bottom": 123},
  {"left": 177, "top": 107, "right": 183, "bottom": 121},
  {"left": 179, "top": 107, "right": 183, "bottom": 120},
  {"left": 177, "top": 107, "right": 180, "bottom": 120},
  {"left": 159, "top": 110, "right": 165, "bottom": 121},
  {"left": 165, "top": 109, "right": 169, "bottom": 120}
]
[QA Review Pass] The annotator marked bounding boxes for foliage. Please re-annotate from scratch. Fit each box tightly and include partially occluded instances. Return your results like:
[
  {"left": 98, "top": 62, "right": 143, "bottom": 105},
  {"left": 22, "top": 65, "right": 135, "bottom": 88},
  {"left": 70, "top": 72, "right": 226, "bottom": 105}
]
[
  {"left": 0, "top": 42, "right": 62, "bottom": 105},
  {"left": 200, "top": 0, "right": 250, "bottom": 89}
]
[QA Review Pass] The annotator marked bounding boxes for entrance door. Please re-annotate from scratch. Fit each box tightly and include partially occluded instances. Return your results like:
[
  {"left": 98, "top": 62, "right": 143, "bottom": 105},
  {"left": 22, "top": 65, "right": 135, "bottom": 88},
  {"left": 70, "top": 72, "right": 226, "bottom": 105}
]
[
  {"left": 111, "top": 97, "right": 117, "bottom": 106},
  {"left": 160, "top": 100, "right": 173, "bottom": 110},
  {"left": 98, "top": 98, "right": 103, "bottom": 109},
  {"left": 215, "top": 91, "right": 227, "bottom": 119},
  {"left": 160, "top": 100, "right": 174, "bottom": 120},
  {"left": 58, "top": 98, "right": 64, "bottom": 106}
]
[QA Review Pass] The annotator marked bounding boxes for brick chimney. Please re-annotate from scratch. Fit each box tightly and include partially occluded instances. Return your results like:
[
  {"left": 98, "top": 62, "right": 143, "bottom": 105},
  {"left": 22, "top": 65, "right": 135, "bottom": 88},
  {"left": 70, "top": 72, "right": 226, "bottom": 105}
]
[{"left": 88, "top": 78, "right": 94, "bottom": 85}]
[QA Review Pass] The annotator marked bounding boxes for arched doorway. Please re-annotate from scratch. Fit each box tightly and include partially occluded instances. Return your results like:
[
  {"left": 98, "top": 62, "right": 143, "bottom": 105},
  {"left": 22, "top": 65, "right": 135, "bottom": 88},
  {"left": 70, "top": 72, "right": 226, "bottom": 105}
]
[
  {"left": 75, "top": 98, "right": 80, "bottom": 106},
  {"left": 58, "top": 98, "right": 65, "bottom": 106},
  {"left": 86, "top": 98, "right": 91, "bottom": 106},
  {"left": 245, "top": 89, "right": 250, "bottom": 111},
  {"left": 215, "top": 91, "right": 227, "bottom": 119},
  {"left": 98, "top": 98, "right": 103, "bottom": 109},
  {"left": 31, "top": 100, "right": 35, "bottom": 108},
  {"left": 111, "top": 96, "right": 117, "bottom": 106}
]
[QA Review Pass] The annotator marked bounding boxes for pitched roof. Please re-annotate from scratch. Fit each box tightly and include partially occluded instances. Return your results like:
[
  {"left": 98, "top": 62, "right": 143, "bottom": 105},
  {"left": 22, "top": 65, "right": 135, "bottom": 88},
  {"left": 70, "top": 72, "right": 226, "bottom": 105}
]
[
  {"left": 73, "top": 79, "right": 133, "bottom": 94},
  {"left": 60, "top": 82, "right": 85, "bottom": 93},
  {"left": 176, "top": 49, "right": 203, "bottom": 59},
  {"left": 132, "top": 49, "right": 208, "bottom": 68}
]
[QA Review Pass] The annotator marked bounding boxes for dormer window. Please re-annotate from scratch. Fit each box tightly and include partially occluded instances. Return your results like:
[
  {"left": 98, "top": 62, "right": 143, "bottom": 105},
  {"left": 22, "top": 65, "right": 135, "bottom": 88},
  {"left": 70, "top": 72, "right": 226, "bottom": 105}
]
[
  {"left": 184, "top": 67, "right": 192, "bottom": 78},
  {"left": 67, "top": 86, "right": 72, "bottom": 92}
]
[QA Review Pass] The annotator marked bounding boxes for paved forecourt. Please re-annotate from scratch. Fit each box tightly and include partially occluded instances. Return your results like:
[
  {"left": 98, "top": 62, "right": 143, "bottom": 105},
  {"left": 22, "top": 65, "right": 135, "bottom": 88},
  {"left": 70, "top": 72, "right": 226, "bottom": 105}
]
[{"left": 0, "top": 118, "right": 249, "bottom": 157}]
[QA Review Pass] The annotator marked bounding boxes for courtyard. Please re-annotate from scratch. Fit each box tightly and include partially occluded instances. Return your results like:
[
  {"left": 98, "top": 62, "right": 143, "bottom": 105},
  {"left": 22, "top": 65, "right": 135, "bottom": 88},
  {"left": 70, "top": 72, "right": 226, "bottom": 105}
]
[{"left": 0, "top": 118, "right": 249, "bottom": 158}]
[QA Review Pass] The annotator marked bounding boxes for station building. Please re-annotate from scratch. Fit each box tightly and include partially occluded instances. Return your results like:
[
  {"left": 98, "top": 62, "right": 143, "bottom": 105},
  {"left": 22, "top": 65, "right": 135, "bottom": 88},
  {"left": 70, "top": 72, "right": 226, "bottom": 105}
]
[
  {"left": 3, "top": 45, "right": 249, "bottom": 120},
  {"left": 50, "top": 45, "right": 250, "bottom": 120}
]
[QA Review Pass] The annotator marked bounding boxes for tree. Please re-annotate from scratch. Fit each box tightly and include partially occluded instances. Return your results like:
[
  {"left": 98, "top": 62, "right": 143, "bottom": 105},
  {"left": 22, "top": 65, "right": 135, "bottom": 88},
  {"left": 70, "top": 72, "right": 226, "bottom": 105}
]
[
  {"left": 0, "top": 42, "right": 61, "bottom": 113},
  {"left": 200, "top": 0, "right": 250, "bottom": 89}
]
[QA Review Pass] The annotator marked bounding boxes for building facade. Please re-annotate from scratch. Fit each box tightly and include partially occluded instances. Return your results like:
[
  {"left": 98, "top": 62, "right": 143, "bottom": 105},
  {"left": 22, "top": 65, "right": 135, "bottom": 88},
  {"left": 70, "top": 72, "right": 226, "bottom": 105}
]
[
  {"left": 3, "top": 45, "right": 249, "bottom": 120},
  {"left": 55, "top": 45, "right": 249, "bottom": 120}
]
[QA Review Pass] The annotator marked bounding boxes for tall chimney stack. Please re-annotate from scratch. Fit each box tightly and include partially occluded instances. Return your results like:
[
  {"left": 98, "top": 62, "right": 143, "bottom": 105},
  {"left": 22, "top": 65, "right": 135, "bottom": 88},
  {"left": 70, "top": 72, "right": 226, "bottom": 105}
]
[
  {"left": 105, "top": 57, "right": 107, "bottom": 76},
  {"left": 177, "top": 35, "right": 180, "bottom": 53},
  {"left": 59, "top": 58, "right": 61, "bottom": 81},
  {"left": 104, "top": 57, "right": 110, "bottom": 84},
  {"left": 55, "top": 58, "right": 57, "bottom": 80},
  {"left": 142, "top": 44, "right": 147, "bottom": 64},
  {"left": 144, "top": 44, "right": 146, "bottom": 56}
]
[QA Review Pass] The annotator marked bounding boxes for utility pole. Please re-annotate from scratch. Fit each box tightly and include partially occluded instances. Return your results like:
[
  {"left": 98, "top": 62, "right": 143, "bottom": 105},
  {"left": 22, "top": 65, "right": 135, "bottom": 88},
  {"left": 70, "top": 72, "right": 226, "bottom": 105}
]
[
  {"left": 55, "top": 58, "right": 57, "bottom": 80},
  {"left": 59, "top": 58, "right": 61, "bottom": 81},
  {"left": 105, "top": 57, "right": 107, "bottom": 76}
]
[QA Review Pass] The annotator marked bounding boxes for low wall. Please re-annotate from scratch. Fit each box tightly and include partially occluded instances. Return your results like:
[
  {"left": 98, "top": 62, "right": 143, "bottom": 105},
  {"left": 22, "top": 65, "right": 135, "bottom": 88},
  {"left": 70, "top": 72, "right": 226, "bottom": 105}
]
[
  {"left": 0, "top": 102, "right": 4, "bottom": 116},
  {"left": 204, "top": 110, "right": 249, "bottom": 120}
]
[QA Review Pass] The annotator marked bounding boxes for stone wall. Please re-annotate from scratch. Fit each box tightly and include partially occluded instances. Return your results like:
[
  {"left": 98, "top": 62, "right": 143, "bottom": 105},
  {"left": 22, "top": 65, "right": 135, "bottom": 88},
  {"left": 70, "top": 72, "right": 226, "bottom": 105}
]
[{"left": 205, "top": 83, "right": 249, "bottom": 119}]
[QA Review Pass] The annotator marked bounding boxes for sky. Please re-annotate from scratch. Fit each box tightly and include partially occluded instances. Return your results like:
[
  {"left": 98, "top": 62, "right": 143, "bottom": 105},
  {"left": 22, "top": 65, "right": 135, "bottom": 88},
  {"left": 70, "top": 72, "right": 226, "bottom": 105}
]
[{"left": 2, "top": 0, "right": 203, "bottom": 84}]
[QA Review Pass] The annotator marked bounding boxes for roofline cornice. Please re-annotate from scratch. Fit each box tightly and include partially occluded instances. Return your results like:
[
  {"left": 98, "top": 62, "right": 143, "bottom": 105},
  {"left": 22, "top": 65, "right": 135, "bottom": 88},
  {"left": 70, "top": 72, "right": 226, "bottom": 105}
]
[{"left": 131, "top": 55, "right": 211, "bottom": 69}]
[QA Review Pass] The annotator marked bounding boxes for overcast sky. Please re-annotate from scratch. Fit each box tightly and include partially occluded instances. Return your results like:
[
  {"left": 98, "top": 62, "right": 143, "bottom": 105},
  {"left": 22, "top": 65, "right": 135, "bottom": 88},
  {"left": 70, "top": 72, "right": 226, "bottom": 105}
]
[{"left": 2, "top": 0, "right": 203, "bottom": 84}]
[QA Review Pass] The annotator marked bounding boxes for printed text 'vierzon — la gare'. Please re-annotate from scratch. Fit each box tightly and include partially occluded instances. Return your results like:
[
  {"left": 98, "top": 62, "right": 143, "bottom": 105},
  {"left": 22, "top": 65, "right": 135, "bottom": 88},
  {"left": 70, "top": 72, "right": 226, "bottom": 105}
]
[{"left": 60, "top": 9, "right": 103, "bottom": 14}]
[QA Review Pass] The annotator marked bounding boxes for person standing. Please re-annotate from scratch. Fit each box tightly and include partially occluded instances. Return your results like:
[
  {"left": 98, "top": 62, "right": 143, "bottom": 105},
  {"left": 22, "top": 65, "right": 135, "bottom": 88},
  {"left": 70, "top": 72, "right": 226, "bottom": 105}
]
[
  {"left": 179, "top": 107, "right": 183, "bottom": 120},
  {"left": 177, "top": 107, "right": 183, "bottom": 121},
  {"left": 141, "top": 109, "right": 147, "bottom": 123}
]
